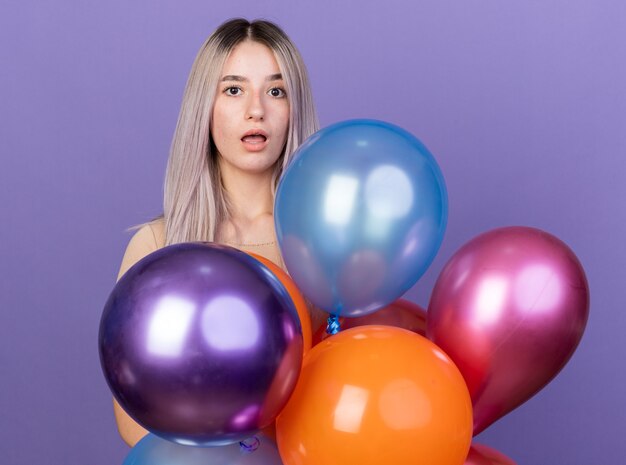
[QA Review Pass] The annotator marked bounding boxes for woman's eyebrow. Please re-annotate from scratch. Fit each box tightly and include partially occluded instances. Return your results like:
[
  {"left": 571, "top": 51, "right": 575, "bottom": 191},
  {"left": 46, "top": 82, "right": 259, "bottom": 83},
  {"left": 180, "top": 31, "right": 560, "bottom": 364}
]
[{"left": 220, "top": 73, "right": 283, "bottom": 82}]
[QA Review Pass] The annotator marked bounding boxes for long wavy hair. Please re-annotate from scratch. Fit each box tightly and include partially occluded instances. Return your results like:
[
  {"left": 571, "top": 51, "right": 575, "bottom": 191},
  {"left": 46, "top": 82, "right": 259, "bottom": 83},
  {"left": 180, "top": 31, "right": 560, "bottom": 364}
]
[{"left": 159, "top": 18, "right": 318, "bottom": 245}]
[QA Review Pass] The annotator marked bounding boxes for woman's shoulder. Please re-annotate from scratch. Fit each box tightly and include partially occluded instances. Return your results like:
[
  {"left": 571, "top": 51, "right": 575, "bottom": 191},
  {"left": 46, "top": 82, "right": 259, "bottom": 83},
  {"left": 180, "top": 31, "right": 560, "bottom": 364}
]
[
  {"left": 117, "top": 218, "right": 166, "bottom": 281},
  {"left": 130, "top": 218, "right": 166, "bottom": 249}
]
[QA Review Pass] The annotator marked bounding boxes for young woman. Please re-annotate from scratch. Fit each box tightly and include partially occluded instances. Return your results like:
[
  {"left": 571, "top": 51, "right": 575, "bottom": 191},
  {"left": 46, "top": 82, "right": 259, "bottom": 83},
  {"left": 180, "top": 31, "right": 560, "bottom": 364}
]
[{"left": 114, "top": 18, "right": 325, "bottom": 447}]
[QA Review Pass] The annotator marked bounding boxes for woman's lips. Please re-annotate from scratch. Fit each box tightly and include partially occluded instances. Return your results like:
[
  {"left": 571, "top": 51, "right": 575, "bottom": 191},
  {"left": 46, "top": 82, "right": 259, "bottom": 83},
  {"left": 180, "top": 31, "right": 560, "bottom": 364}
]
[{"left": 241, "top": 134, "right": 268, "bottom": 152}]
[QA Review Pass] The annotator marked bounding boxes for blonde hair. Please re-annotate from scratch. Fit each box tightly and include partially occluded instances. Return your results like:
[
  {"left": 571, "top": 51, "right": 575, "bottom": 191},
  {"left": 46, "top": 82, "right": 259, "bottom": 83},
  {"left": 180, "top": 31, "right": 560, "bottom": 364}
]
[{"left": 162, "top": 18, "right": 318, "bottom": 245}]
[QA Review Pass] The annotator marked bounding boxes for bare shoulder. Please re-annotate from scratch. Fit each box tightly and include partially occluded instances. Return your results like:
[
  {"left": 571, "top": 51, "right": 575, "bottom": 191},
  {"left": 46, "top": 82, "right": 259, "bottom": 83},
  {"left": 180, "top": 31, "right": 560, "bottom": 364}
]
[{"left": 117, "top": 219, "right": 166, "bottom": 281}]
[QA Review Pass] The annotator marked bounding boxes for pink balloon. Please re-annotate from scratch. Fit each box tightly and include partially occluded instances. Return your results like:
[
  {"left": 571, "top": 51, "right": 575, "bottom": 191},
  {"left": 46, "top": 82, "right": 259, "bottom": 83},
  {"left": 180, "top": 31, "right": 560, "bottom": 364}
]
[
  {"left": 427, "top": 227, "right": 589, "bottom": 434},
  {"left": 465, "top": 443, "right": 516, "bottom": 465}
]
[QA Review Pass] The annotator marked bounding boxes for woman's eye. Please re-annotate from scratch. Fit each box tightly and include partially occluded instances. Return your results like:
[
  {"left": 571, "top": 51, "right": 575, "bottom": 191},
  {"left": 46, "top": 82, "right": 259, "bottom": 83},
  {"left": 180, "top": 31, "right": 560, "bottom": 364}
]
[
  {"left": 225, "top": 86, "right": 242, "bottom": 96},
  {"left": 269, "top": 87, "right": 286, "bottom": 98}
]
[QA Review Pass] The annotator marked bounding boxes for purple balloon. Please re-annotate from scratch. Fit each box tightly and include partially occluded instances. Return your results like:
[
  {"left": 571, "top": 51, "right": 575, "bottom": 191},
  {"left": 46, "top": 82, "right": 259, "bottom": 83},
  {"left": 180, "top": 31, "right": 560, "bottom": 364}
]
[
  {"left": 427, "top": 227, "right": 589, "bottom": 435},
  {"left": 99, "top": 243, "right": 303, "bottom": 446}
]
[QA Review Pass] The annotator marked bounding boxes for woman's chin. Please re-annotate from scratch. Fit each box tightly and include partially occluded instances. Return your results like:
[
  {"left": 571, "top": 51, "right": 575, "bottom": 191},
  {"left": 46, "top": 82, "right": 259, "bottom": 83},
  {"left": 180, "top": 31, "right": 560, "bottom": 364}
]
[{"left": 221, "top": 156, "right": 280, "bottom": 176}]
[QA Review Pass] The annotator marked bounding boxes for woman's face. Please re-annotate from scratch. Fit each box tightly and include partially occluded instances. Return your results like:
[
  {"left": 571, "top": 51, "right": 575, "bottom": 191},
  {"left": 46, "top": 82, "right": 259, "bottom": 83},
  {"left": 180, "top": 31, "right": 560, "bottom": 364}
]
[{"left": 211, "top": 40, "right": 290, "bottom": 174}]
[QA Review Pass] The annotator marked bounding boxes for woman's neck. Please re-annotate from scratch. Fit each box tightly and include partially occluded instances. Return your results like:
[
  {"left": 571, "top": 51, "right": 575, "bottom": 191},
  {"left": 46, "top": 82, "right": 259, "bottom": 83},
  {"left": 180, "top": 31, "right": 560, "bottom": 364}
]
[{"left": 218, "top": 159, "right": 276, "bottom": 242}]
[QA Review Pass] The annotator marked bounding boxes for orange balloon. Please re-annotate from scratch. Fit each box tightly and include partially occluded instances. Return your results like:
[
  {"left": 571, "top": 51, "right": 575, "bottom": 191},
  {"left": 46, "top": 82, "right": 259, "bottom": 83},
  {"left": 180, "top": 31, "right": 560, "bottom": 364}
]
[
  {"left": 276, "top": 326, "right": 473, "bottom": 465},
  {"left": 248, "top": 253, "right": 312, "bottom": 353}
]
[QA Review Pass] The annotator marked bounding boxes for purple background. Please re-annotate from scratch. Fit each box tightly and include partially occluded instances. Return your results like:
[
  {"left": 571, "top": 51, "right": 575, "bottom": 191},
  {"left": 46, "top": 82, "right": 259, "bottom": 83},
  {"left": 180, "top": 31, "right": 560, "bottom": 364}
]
[{"left": 1, "top": 1, "right": 624, "bottom": 464}]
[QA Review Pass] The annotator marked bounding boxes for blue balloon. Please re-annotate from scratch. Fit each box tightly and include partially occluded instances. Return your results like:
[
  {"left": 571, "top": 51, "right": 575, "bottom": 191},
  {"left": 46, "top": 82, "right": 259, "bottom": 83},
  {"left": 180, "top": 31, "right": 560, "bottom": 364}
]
[
  {"left": 123, "top": 433, "right": 282, "bottom": 465},
  {"left": 275, "top": 119, "right": 448, "bottom": 317}
]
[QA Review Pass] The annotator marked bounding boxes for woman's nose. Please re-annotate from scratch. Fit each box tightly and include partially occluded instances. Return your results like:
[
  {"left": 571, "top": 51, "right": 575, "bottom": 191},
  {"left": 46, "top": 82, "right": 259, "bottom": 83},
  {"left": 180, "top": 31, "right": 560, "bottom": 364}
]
[{"left": 245, "top": 92, "right": 265, "bottom": 121}]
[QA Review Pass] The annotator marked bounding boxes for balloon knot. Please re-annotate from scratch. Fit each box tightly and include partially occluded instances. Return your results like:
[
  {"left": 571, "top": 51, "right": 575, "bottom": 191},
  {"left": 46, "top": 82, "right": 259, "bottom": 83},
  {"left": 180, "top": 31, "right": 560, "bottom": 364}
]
[
  {"left": 239, "top": 436, "right": 260, "bottom": 454},
  {"left": 326, "top": 314, "right": 341, "bottom": 335}
]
